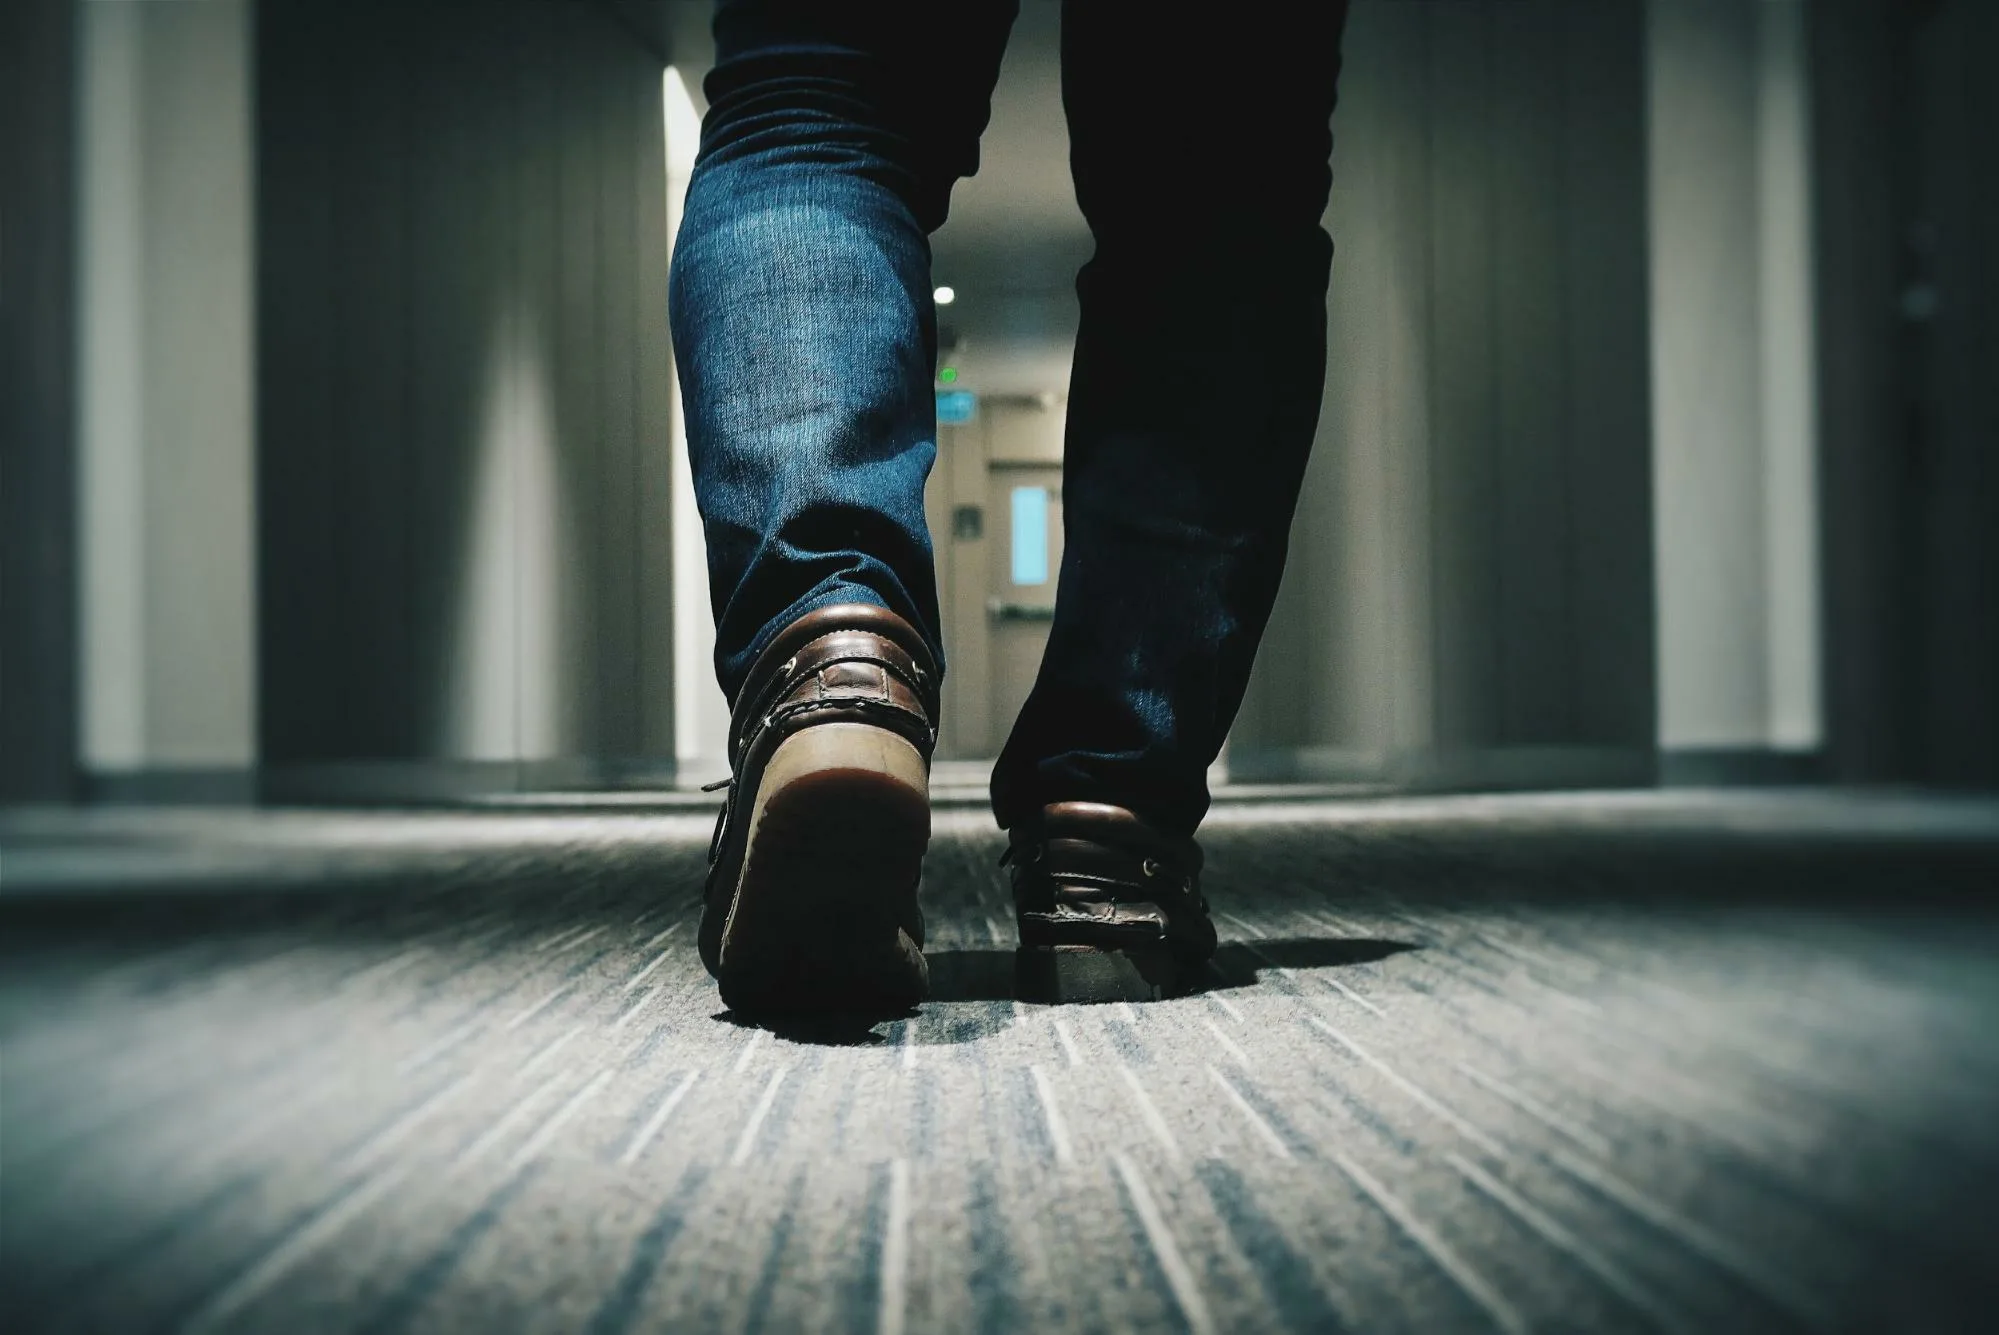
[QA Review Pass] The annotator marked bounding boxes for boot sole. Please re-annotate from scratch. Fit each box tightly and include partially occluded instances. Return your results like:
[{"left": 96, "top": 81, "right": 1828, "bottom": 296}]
[{"left": 717, "top": 723, "right": 931, "bottom": 1014}]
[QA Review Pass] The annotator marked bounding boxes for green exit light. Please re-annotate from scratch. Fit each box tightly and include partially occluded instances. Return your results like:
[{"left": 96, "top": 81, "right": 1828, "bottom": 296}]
[{"left": 938, "top": 367, "right": 958, "bottom": 384}]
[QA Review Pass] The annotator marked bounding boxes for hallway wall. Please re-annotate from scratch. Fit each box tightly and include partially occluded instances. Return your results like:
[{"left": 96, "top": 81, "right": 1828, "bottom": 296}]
[
  {"left": 1646, "top": 0, "right": 1822, "bottom": 765},
  {"left": 0, "top": 0, "right": 79, "bottom": 802},
  {"left": 1813, "top": 0, "right": 1999, "bottom": 787},
  {"left": 1232, "top": 1, "right": 1656, "bottom": 787},
  {"left": 23, "top": 0, "right": 1989, "bottom": 801},
  {"left": 256, "top": 0, "right": 675, "bottom": 796},
  {"left": 75, "top": 0, "right": 257, "bottom": 795}
]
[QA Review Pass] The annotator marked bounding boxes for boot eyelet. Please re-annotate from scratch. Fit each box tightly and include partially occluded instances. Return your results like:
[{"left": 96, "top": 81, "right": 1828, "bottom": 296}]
[
  {"left": 1141, "top": 857, "right": 1161, "bottom": 878},
  {"left": 781, "top": 656, "right": 797, "bottom": 676}
]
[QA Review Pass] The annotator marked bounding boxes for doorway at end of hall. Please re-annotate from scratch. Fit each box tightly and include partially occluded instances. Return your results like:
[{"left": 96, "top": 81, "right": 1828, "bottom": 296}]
[{"left": 925, "top": 393, "right": 1066, "bottom": 763}]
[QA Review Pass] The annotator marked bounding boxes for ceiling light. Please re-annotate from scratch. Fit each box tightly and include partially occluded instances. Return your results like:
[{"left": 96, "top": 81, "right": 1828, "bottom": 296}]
[{"left": 933, "top": 286, "right": 956, "bottom": 306}]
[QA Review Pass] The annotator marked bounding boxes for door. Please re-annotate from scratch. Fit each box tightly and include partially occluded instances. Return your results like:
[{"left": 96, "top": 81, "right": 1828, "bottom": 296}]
[
  {"left": 925, "top": 396, "right": 1067, "bottom": 761},
  {"left": 986, "top": 464, "right": 1064, "bottom": 743}
]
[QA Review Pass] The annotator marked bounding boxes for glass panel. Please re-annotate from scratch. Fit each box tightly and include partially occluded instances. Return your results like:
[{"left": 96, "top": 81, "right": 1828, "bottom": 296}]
[
  {"left": 935, "top": 389, "right": 978, "bottom": 424},
  {"left": 1010, "top": 486, "right": 1049, "bottom": 586}
]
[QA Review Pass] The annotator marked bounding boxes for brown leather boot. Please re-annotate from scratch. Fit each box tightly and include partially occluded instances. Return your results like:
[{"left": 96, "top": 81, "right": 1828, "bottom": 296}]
[
  {"left": 698, "top": 603, "right": 939, "bottom": 1013},
  {"left": 1005, "top": 802, "right": 1218, "bottom": 974}
]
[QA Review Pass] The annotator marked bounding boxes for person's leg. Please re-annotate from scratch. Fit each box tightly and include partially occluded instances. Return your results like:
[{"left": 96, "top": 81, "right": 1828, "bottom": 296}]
[
  {"left": 673, "top": 0, "right": 1017, "bottom": 1011},
  {"left": 991, "top": 2, "right": 1351, "bottom": 840},
  {"left": 671, "top": 0, "right": 1018, "bottom": 701}
]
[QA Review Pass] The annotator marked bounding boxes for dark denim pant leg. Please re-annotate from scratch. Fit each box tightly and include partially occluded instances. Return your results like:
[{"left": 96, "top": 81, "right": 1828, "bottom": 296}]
[
  {"left": 669, "top": 0, "right": 1017, "bottom": 701},
  {"left": 990, "top": 2, "right": 1352, "bottom": 837}
]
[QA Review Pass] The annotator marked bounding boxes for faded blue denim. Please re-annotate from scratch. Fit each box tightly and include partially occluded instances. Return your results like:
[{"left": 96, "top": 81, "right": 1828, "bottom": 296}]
[{"left": 671, "top": 0, "right": 1349, "bottom": 836}]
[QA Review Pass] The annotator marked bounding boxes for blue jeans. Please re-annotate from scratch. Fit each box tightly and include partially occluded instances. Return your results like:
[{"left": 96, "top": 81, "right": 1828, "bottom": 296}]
[{"left": 671, "top": 0, "right": 1349, "bottom": 837}]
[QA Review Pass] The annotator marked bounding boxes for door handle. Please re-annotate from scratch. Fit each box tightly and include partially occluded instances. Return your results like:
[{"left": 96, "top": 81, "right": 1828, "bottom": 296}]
[{"left": 986, "top": 599, "right": 1055, "bottom": 622}]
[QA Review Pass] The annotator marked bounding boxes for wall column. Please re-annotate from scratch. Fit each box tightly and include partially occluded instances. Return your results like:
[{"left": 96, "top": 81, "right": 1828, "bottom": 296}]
[
  {"left": 1233, "top": 0, "right": 1657, "bottom": 790},
  {"left": 0, "top": 0, "right": 80, "bottom": 801},
  {"left": 1646, "top": 0, "right": 1823, "bottom": 780}
]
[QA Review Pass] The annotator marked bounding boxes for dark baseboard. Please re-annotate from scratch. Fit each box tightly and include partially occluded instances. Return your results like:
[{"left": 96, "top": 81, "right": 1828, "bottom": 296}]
[
  {"left": 72, "top": 749, "right": 1826, "bottom": 810},
  {"left": 76, "top": 759, "right": 685, "bottom": 807},
  {"left": 1230, "top": 746, "right": 1833, "bottom": 792},
  {"left": 83, "top": 768, "right": 257, "bottom": 804},
  {"left": 258, "top": 759, "right": 683, "bottom": 805},
  {"left": 1659, "top": 748, "right": 1826, "bottom": 786},
  {"left": 1226, "top": 746, "right": 1658, "bottom": 793}
]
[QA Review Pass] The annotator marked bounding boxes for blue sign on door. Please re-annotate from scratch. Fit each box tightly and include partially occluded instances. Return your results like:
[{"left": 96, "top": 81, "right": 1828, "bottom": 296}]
[
  {"left": 936, "top": 389, "right": 978, "bottom": 425},
  {"left": 1011, "top": 486, "right": 1049, "bottom": 586}
]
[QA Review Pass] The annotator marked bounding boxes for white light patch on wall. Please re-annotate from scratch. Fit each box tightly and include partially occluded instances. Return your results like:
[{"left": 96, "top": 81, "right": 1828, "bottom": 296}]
[
  {"left": 77, "top": 0, "right": 256, "bottom": 771},
  {"left": 1010, "top": 486, "right": 1050, "bottom": 586},
  {"left": 1755, "top": 0, "right": 1821, "bottom": 749},
  {"left": 1645, "top": 0, "right": 1821, "bottom": 751},
  {"left": 511, "top": 301, "right": 563, "bottom": 760},
  {"left": 78, "top": 0, "right": 147, "bottom": 769},
  {"left": 664, "top": 65, "right": 731, "bottom": 779},
  {"left": 445, "top": 297, "right": 561, "bottom": 760}
]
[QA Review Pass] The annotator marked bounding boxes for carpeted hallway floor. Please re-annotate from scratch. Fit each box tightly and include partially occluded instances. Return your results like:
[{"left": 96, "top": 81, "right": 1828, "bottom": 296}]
[{"left": 5, "top": 790, "right": 1999, "bottom": 1333}]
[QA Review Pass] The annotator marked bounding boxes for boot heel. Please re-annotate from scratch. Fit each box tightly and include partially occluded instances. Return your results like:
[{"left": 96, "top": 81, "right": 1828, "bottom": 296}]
[
  {"left": 718, "top": 723, "right": 931, "bottom": 1012},
  {"left": 694, "top": 604, "right": 940, "bottom": 1013}
]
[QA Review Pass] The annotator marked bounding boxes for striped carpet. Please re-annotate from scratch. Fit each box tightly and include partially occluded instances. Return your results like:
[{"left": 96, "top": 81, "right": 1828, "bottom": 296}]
[{"left": 5, "top": 790, "right": 1998, "bottom": 1333}]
